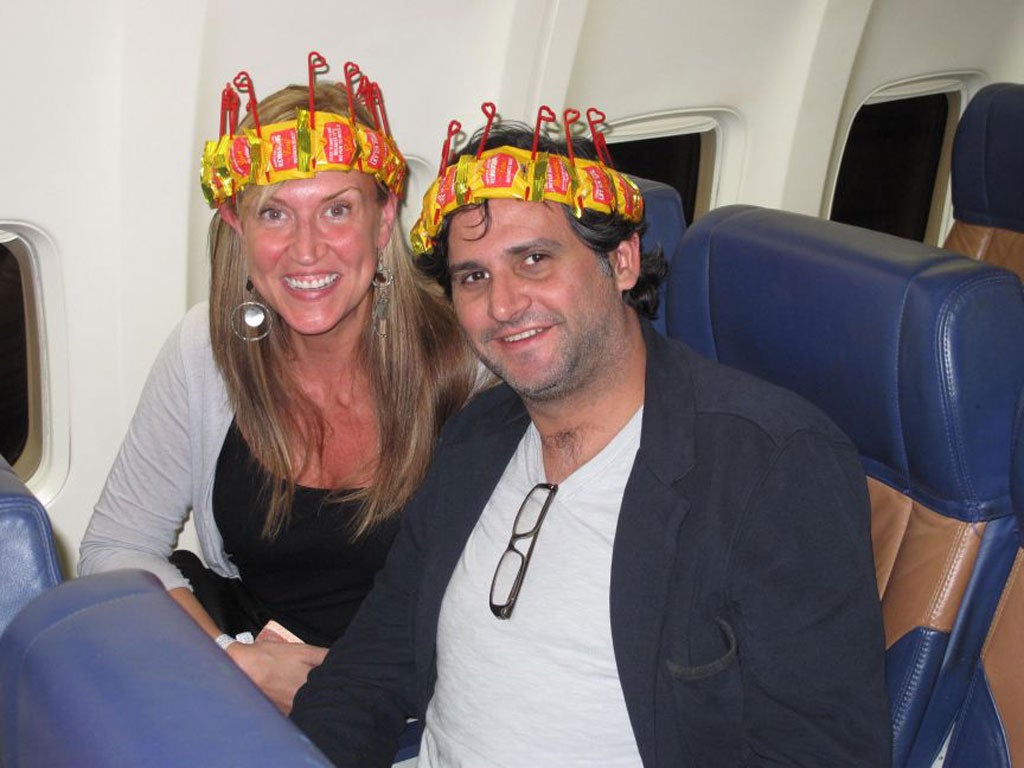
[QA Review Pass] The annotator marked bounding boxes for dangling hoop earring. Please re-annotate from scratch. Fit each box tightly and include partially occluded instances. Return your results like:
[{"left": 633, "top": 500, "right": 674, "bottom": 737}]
[
  {"left": 230, "top": 278, "right": 272, "bottom": 342},
  {"left": 372, "top": 250, "right": 394, "bottom": 339}
]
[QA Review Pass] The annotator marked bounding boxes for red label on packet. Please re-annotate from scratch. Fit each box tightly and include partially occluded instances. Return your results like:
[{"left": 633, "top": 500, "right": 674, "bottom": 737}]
[
  {"left": 545, "top": 157, "right": 571, "bottom": 195},
  {"left": 270, "top": 128, "right": 299, "bottom": 171},
  {"left": 436, "top": 165, "right": 459, "bottom": 209},
  {"left": 616, "top": 176, "right": 641, "bottom": 219},
  {"left": 362, "top": 131, "right": 384, "bottom": 171},
  {"left": 583, "top": 165, "right": 612, "bottom": 205},
  {"left": 322, "top": 121, "right": 356, "bottom": 165},
  {"left": 229, "top": 136, "right": 252, "bottom": 177},
  {"left": 481, "top": 153, "right": 518, "bottom": 189}
]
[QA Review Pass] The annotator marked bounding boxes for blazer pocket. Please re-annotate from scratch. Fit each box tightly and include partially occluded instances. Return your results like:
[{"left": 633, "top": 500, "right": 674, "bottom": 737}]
[{"left": 666, "top": 618, "right": 738, "bottom": 681}]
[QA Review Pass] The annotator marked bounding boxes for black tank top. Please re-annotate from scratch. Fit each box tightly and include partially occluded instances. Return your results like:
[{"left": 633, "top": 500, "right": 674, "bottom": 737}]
[{"left": 212, "top": 420, "right": 399, "bottom": 647}]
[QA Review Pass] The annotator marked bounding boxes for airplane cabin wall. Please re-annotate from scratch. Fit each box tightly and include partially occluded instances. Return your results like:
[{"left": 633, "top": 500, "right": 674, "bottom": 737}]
[
  {"left": 1, "top": 2, "right": 204, "bottom": 569},
  {"left": 568, "top": 0, "right": 833, "bottom": 212},
  {"left": 825, "top": 0, "right": 1024, "bottom": 222},
  {"left": 4, "top": 0, "right": 1024, "bottom": 573},
  {"left": 568, "top": 0, "right": 1024, "bottom": 220}
]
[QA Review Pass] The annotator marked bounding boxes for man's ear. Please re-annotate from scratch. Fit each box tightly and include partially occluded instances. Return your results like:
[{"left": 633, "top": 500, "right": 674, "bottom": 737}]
[
  {"left": 219, "top": 203, "right": 243, "bottom": 235},
  {"left": 608, "top": 232, "right": 641, "bottom": 292}
]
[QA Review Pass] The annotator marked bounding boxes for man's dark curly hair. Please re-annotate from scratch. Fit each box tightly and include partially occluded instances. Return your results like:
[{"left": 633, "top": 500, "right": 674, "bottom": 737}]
[{"left": 416, "top": 122, "right": 667, "bottom": 320}]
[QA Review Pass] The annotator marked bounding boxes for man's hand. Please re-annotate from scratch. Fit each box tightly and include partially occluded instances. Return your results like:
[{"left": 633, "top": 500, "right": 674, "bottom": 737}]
[{"left": 227, "top": 640, "right": 329, "bottom": 715}]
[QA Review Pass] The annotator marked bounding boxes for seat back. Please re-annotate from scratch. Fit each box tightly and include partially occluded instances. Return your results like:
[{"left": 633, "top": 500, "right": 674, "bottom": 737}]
[
  {"left": 666, "top": 204, "right": 1024, "bottom": 767},
  {"left": 939, "top": 391, "right": 1024, "bottom": 768},
  {"left": 633, "top": 177, "right": 686, "bottom": 335},
  {"left": 0, "top": 569, "right": 335, "bottom": 768},
  {"left": 943, "top": 83, "right": 1024, "bottom": 279},
  {"left": 0, "top": 457, "right": 61, "bottom": 634}
]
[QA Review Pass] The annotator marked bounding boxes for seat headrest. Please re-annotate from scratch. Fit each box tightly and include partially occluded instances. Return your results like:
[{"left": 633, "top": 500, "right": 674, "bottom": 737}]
[
  {"left": 951, "top": 82, "right": 1024, "bottom": 233},
  {"left": 668, "top": 205, "right": 1024, "bottom": 521},
  {"left": 632, "top": 177, "right": 686, "bottom": 335}
]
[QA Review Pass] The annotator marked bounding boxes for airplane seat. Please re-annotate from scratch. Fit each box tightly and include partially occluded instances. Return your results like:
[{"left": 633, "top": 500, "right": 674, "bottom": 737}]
[
  {"left": 938, "top": 389, "right": 1024, "bottom": 768},
  {"left": 0, "top": 566, "right": 423, "bottom": 767},
  {"left": 0, "top": 568, "right": 335, "bottom": 768},
  {"left": 943, "top": 82, "right": 1024, "bottom": 279},
  {"left": 665, "top": 204, "right": 1024, "bottom": 768},
  {"left": 0, "top": 456, "right": 62, "bottom": 635},
  {"left": 632, "top": 176, "right": 686, "bottom": 335}
]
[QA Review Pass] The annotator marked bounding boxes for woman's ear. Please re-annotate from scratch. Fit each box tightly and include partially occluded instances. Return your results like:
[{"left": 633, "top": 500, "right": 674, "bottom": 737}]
[
  {"left": 219, "top": 203, "right": 243, "bottom": 236},
  {"left": 377, "top": 192, "right": 399, "bottom": 249}
]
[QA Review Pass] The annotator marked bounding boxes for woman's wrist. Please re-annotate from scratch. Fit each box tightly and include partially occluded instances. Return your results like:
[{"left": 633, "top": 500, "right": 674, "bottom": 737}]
[{"left": 214, "top": 631, "right": 254, "bottom": 651}]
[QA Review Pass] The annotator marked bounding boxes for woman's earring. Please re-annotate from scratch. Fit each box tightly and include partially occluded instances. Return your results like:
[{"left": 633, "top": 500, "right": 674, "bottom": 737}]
[
  {"left": 230, "top": 278, "right": 272, "bottom": 342},
  {"left": 372, "top": 252, "right": 394, "bottom": 339}
]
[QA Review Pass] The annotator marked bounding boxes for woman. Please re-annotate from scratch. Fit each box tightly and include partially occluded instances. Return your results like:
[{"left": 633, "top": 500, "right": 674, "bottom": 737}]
[{"left": 79, "top": 59, "right": 477, "bottom": 713}]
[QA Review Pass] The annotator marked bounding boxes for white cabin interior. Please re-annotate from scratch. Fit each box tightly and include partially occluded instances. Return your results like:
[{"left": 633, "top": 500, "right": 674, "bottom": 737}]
[{"left": 2, "top": 0, "right": 1022, "bottom": 571}]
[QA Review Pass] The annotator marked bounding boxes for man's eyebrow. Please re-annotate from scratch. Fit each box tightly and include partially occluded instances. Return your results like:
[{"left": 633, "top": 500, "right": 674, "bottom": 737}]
[
  {"left": 504, "top": 238, "right": 562, "bottom": 257},
  {"left": 450, "top": 238, "right": 563, "bottom": 273},
  {"left": 449, "top": 258, "right": 485, "bottom": 274}
]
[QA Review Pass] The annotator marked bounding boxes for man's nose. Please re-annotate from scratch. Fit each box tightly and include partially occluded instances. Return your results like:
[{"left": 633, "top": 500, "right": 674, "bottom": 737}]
[{"left": 488, "top": 274, "right": 530, "bottom": 322}]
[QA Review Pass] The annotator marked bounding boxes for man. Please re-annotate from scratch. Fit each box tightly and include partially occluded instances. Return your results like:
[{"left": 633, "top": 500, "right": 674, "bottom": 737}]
[{"left": 291, "top": 116, "right": 891, "bottom": 767}]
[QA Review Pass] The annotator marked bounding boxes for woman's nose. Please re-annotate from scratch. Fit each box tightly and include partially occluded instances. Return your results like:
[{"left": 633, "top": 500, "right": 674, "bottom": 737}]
[{"left": 291, "top": 221, "right": 328, "bottom": 264}]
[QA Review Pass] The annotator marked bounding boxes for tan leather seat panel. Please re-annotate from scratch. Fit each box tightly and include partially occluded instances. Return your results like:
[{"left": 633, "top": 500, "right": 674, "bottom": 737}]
[
  {"left": 870, "top": 478, "right": 986, "bottom": 649},
  {"left": 944, "top": 221, "right": 1024, "bottom": 280}
]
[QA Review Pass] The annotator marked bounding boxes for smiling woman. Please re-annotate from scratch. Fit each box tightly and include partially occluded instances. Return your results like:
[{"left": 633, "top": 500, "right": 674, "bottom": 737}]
[
  {"left": 223, "top": 169, "right": 394, "bottom": 346},
  {"left": 77, "top": 57, "right": 478, "bottom": 715}
]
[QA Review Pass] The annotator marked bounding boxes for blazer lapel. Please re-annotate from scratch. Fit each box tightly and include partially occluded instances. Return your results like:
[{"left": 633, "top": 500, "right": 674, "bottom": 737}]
[
  {"left": 611, "top": 326, "right": 698, "bottom": 764},
  {"left": 416, "top": 390, "right": 531, "bottom": 690}
]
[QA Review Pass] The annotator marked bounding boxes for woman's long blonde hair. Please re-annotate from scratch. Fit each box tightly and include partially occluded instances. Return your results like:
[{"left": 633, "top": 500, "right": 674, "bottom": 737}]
[{"left": 208, "top": 82, "right": 476, "bottom": 538}]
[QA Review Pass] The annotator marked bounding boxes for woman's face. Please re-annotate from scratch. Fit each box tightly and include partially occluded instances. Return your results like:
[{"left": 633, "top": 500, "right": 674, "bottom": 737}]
[{"left": 229, "top": 170, "right": 397, "bottom": 342}]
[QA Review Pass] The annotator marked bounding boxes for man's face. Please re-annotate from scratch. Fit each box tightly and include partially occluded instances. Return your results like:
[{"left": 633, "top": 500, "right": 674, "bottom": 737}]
[{"left": 447, "top": 198, "right": 638, "bottom": 403}]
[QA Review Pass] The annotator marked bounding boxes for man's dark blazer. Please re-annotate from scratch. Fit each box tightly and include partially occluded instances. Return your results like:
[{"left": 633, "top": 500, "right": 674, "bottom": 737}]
[{"left": 292, "top": 324, "right": 891, "bottom": 767}]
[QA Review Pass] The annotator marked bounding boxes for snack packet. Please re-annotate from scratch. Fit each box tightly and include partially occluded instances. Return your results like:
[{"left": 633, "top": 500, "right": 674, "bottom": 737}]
[{"left": 256, "top": 620, "right": 304, "bottom": 644}]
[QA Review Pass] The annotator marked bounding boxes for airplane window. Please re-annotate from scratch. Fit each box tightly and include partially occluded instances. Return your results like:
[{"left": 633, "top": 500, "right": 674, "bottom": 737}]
[
  {"left": 830, "top": 93, "right": 951, "bottom": 243},
  {"left": 611, "top": 133, "right": 702, "bottom": 226},
  {"left": 0, "top": 242, "right": 29, "bottom": 467}
]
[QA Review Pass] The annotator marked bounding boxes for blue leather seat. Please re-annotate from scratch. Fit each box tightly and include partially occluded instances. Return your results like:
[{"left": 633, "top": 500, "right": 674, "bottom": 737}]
[
  {"left": 0, "top": 569, "right": 335, "bottom": 768},
  {"left": 943, "top": 82, "right": 1024, "bottom": 279},
  {"left": 666, "top": 204, "right": 1024, "bottom": 767},
  {"left": 0, "top": 457, "right": 61, "bottom": 634},
  {"left": 938, "top": 390, "right": 1024, "bottom": 767},
  {"left": 633, "top": 176, "right": 686, "bottom": 335}
]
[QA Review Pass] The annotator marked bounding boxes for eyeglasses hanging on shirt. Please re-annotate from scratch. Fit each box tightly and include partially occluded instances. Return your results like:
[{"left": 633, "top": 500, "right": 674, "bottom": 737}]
[{"left": 489, "top": 483, "right": 559, "bottom": 619}]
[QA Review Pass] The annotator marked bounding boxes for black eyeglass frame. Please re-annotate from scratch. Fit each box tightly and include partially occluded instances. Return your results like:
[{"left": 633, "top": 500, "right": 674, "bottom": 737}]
[{"left": 489, "top": 482, "right": 559, "bottom": 619}]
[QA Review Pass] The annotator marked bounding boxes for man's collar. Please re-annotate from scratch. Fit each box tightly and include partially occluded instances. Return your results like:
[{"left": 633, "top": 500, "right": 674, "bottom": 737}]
[{"left": 635, "top": 321, "right": 698, "bottom": 486}]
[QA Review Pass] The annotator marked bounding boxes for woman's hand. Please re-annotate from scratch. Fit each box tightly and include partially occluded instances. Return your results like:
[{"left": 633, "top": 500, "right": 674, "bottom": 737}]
[{"left": 226, "top": 640, "right": 329, "bottom": 715}]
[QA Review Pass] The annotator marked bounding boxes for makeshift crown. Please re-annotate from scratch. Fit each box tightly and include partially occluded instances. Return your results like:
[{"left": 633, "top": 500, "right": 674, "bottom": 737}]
[
  {"left": 410, "top": 104, "right": 644, "bottom": 256},
  {"left": 200, "top": 52, "right": 406, "bottom": 208}
]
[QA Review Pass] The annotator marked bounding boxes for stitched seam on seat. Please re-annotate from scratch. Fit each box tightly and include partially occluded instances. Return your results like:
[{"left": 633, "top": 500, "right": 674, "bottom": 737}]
[
  {"left": 926, "top": 523, "right": 974, "bottom": 628},
  {"left": 981, "top": 554, "right": 1022, "bottom": 660},
  {"left": 891, "top": 631, "right": 930, "bottom": 737},
  {"left": 935, "top": 272, "right": 1020, "bottom": 505}
]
